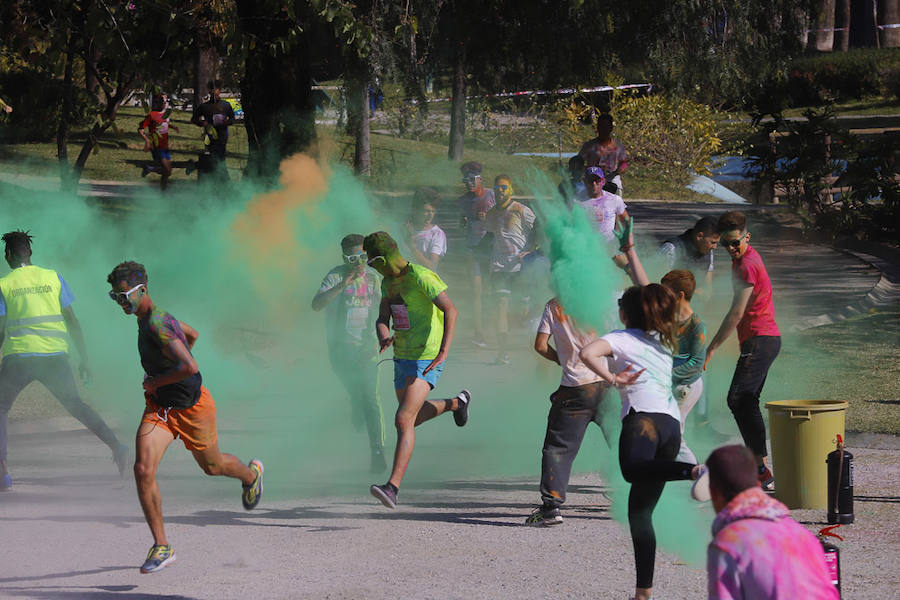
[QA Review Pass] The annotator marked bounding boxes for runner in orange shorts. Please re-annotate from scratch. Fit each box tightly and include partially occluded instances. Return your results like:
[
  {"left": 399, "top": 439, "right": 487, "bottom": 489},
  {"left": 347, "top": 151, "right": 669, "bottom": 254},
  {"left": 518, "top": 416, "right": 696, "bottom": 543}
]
[{"left": 107, "top": 260, "right": 263, "bottom": 574}]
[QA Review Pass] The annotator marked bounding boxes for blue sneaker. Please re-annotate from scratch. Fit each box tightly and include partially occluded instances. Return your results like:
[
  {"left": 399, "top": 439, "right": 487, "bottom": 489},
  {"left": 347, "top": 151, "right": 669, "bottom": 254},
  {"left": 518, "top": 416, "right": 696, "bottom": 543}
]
[
  {"left": 1, "top": 473, "right": 11, "bottom": 491},
  {"left": 140, "top": 544, "right": 176, "bottom": 574}
]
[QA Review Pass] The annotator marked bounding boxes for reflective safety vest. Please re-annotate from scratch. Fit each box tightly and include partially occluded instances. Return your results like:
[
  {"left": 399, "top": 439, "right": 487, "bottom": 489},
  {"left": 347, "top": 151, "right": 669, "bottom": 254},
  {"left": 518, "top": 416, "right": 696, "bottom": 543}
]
[{"left": 0, "top": 265, "right": 69, "bottom": 357}]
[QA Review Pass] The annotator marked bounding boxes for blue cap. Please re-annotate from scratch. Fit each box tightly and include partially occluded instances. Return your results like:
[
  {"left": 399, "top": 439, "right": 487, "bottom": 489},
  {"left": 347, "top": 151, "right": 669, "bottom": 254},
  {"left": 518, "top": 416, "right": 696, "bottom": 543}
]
[{"left": 585, "top": 166, "right": 605, "bottom": 179}]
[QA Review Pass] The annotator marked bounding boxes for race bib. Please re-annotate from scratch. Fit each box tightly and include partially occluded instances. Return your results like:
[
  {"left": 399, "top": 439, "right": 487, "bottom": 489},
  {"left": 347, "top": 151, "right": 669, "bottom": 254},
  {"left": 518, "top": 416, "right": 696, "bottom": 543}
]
[
  {"left": 345, "top": 306, "right": 369, "bottom": 339},
  {"left": 390, "top": 304, "right": 411, "bottom": 330}
]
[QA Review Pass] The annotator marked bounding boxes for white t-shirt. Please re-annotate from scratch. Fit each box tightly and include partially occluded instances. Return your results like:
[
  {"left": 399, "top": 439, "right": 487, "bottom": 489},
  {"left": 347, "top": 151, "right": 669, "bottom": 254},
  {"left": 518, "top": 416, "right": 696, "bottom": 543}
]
[
  {"left": 537, "top": 299, "right": 603, "bottom": 387},
  {"left": 600, "top": 329, "right": 680, "bottom": 422},
  {"left": 575, "top": 192, "right": 626, "bottom": 242},
  {"left": 412, "top": 225, "right": 447, "bottom": 258}
]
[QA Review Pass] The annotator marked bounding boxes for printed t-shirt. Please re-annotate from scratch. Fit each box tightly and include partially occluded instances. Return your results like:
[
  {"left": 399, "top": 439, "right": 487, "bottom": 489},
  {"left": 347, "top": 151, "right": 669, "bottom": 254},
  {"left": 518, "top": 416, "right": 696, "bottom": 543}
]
[
  {"left": 600, "top": 329, "right": 680, "bottom": 422},
  {"left": 193, "top": 99, "right": 235, "bottom": 142},
  {"left": 412, "top": 225, "right": 447, "bottom": 259},
  {"left": 487, "top": 200, "right": 536, "bottom": 272},
  {"left": 458, "top": 189, "right": 496, "bottom": 247},
  {"left": 138, "top": 111, "right": 171, "bottom": 150},
  {"left": 381, "top": 264, "right": 447, "bottom": 360},
  {"left": 732, "top": 245, "right": 780, "bottom": 344},
  {"left": 138, "top": 307, "right": 202, "bottom": 409},
  {"left": 575, "top": 193, "right": 626, "bottom": 242},
  {"left": 537, "top": 299, "right": 602, "bottom": 387},
  {"left": 318, "top": 266, "right": 380, "bottom": 345}
]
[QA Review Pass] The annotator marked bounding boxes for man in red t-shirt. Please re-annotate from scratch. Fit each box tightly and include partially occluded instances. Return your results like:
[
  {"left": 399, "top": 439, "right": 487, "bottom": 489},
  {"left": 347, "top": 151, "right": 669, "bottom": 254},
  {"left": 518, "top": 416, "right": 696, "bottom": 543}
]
[
  {"left": 704, "top": 211, "right": 781, "bottom": 490},
  {"left": 138, "top": 94, "right": 179, "bottom": 190}
]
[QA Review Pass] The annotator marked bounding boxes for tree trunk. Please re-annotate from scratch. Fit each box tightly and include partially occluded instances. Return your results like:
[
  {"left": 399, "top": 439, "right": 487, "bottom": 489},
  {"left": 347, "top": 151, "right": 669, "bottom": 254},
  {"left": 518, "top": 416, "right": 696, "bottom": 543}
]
[
  {"left": 815, "top": 0, "right": 836, "bottom": 51},
  {"left": 837, "top": 0, "right": 851, "bottom": 50},
  {"left": 883, "top": 0, "right": 900, "bottom": 47},
  {"left": 57, "top": 28, "right": 76, "bottom": 191},
  {"left": 237, "top": 0, "right": 316, "bottom": 184},
  {"left": 84, "top": 43, "right": 103, "bottom": 102},
  {"left": 71, "top": 78, "right": 133, "bottom": 185},
  {"left": 349, "top": 71, "right": 371, "bottom": 177},
  {"left": 193, "top": 46, "right": 217, "bottom": 111},
  {"left": 447, "top": 46, "right": 466, "bottom": 161}
]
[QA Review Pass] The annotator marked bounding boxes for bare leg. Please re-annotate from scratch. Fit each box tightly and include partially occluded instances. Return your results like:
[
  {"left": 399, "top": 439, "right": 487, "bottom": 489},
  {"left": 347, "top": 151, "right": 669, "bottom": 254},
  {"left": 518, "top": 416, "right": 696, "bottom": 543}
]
[
  {"left": 388, "top": 378, "right": 459, "bottom": 488},
  {"left": 634, "top": 587, "right": 652, "bottom": 600},
  {"left": 496, "top": 293, "right": 510, "bottom": 357},
  {"left": 134, "top": 422, "right": 175, "bottom": 546},
  {"left": 160, "top": 158, "right": 172, "bottom": 190},
  {"left": 190, "top": 443, "right": 255, "bottom": 485}
]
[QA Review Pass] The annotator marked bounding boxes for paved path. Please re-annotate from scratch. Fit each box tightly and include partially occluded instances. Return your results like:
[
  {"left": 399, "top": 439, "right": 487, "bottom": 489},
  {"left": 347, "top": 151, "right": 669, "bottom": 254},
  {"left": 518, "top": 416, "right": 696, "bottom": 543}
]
[{"left": 1, "top": 201, "right": 897, "bottom": 599}]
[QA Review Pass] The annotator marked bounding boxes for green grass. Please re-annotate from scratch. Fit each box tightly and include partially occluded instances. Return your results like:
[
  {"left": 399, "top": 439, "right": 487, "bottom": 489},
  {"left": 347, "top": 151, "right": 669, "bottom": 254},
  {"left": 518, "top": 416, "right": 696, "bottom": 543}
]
[{"left": 0, "top": 106, "right": 716, "bottom": 201}]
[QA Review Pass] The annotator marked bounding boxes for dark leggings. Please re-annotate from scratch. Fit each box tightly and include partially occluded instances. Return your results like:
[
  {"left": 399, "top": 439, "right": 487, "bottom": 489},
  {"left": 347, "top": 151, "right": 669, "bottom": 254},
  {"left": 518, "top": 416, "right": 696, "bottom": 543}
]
[
  {"left": 619, "top": 409, "right": 695, "bottom": 589},
  {"left": 0, "top": 354, "right": 121, "bottom": 463}
]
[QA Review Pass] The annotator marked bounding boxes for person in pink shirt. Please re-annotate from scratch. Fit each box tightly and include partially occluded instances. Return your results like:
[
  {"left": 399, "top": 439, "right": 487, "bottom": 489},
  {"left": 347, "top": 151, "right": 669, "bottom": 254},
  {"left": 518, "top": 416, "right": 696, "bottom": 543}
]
[
  {"left": 704, "top": 211, "right": 780, "bottom": 490},
  {"left": 702, "top": 444, "right": 839, "bottom": 600}
]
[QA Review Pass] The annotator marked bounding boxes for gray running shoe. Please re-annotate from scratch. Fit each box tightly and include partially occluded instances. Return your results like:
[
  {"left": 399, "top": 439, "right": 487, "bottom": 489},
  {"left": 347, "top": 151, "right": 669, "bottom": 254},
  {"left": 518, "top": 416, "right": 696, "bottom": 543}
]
[
  {"left": 242, "top": 459, "right": 264, "bottom": 510},
  {"left": 370, "top": 483, "right": 397, "bottom": 509},
  {"left": 140, "top": 544, "right": 176, "bottom": 574},
  {"left": 691, "top": 464, "right": 711, "bottom": 502},
  {"left": 453, "top": 390, "right": 472, "bottom": 427},
  {"left": 524, "top": 506, "right": 563, "bottom": 527}
]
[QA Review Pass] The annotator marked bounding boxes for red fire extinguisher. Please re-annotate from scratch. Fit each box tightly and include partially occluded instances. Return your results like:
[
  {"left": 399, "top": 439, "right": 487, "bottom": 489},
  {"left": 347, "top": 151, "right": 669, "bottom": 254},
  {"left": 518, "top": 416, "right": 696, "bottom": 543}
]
[
  {"left": 818, "top": 524, "right": 843, "bottom": 597},
  {"left": 827, "top": 434, "right": 854, "bottom": 524}
]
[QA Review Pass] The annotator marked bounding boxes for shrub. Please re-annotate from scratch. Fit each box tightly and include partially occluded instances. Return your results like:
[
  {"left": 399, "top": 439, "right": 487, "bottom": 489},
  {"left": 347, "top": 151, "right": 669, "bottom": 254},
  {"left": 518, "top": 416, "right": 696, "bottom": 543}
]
[
  {"left": 611, "top": 95, "right": 722, "bottom": 183},
  {"left": 0, "top": 66, "right": 96, "bottom": 143},
  {"left": 784, "top": 48, "right": 900, "bottom": 105}
]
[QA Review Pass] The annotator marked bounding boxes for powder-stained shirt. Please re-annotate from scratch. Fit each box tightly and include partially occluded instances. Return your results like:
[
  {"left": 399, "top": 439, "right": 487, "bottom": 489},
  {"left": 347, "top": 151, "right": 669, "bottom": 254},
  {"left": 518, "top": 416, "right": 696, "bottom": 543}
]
[
  {"left": 138, "top": 307, "right": 202, "bottom": 409},
  {"left": 732, "top": 245, "right": 780, "bottom": 344},
  {"left": 138, "top": 111, "right": 171, "bottom": 150},
  {"left": 579, "top": 138, "right": 628, "bottom": 175},
  {"left": 318, "top": 266, "right": 380, "bottom": 344},
  {"left": 381, "top": 264, "right": 447, "bottom": 360},
  {"left": 575, "top": 192, "right": 626, "bottom": 242},
  {"left": 600, "top": 329, "right": 680, "bottom": 422},
  {"left": 487, "top": 200, "right": 536, "bottom": 272},
  {"left": 459, "top": 189, "right": 496, "bottom": 247},
  {"left": 672, "top": 313, "right": 707, "bottom": 387},
  {"left": 412, "top": 225, "right": 447, "bottom": 259},
  {"left": 537, "top": 299, "right": 602, "bottom": 387}
]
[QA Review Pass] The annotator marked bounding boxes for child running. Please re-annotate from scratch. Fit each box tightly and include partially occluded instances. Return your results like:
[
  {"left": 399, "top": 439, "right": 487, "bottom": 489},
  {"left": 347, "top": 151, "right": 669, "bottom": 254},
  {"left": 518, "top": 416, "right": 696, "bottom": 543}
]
[
  {"left": 107, "top": 261, "right": 263, "bottom": 574},
  {"left": 363, "top": 232, "right": 470, "bottom": 509},
  {"left": 660, "top": 269, "right": 706, "bottom": 463},
  {"left": 525, "top": 297, "right": 613, "bottom": 526},
  {"left": 138, "top": 93, "right": 179, "bottom": 191},
  {"left": 579, "top": 221, "right": 702, "bottom": 600}
]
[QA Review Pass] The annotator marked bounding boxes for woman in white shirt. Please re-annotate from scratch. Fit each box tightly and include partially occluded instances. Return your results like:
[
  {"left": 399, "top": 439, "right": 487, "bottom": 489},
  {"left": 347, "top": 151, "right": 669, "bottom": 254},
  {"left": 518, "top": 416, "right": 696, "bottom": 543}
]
[
  {"left": 407, "top": 188, "right": 447, "bottom": 272},
  {"left": 580, "top": 230, "right": 702, "bottom": 600}
]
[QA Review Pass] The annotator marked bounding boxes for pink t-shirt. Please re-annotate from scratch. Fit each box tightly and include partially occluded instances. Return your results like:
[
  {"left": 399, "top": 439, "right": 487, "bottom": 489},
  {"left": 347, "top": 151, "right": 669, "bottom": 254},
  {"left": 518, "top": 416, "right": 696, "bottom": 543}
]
[{"left": 732, "top": 245, "right": 780, "bottom": 344}]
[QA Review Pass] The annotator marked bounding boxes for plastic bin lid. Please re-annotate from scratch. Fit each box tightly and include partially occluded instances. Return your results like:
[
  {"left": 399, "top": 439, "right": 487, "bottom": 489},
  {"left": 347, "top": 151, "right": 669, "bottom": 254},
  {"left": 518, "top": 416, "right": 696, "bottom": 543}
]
[{"left": 765, "top": 399, "right": 849, "bottom": 411}]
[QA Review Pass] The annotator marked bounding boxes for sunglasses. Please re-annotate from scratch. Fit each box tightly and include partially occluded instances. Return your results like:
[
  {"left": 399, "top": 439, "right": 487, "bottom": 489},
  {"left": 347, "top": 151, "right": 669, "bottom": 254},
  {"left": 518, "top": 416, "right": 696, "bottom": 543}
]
[
  {"left": 494, "top": 184, "right": 509, "bottom": 191},
  {"left": 367, "top": 255, "right": 387, "bottom": 267},
  {"left": 721, "top": 233, "right": 748, "bottom": 249},
  {"left": 462, "top": 175, "right": 481, "bottom": 184},
  {"left": 109, "top": 283, "right": 144, "bottom": 304},
  {"left": 344, "top": 252, "right": 368, "bottom": 264}
]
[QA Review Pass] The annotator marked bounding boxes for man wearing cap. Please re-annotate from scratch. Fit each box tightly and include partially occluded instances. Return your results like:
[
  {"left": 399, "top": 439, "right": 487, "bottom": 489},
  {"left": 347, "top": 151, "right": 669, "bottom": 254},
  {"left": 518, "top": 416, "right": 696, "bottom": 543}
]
[
  {"left": 575, "top": 166, "right": 629, "bottom": 244},
  {"left": 457, "top": 161, "right": 495, "bottom": 346},
  {"left": 362, "top": 232, "right": 471, "bottom": 509}
]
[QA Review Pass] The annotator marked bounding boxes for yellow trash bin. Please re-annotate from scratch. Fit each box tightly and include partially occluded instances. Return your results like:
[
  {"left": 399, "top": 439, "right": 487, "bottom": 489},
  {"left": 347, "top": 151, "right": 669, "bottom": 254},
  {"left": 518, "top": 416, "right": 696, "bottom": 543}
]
[{"left": 765, "top": 400, "right": 848, "bottom": 509}]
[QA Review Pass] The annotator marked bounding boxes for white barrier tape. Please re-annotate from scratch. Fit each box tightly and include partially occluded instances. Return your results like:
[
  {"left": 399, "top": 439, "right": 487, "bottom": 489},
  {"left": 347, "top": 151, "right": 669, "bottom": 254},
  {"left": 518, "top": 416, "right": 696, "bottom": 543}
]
[
  {"left": 877, "top": 23, "right": 900, "bottom": 29},
  {"left": 419, "top": 83, "right": 653, "bottom": 104},
  {"left": 804, "top": 27, "right": 848, "bottom": 32}
]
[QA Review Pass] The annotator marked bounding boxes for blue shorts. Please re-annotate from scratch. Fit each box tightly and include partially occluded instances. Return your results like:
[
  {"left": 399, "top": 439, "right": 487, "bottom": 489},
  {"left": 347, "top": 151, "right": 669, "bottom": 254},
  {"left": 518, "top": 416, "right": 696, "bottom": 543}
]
[
  {"left": 151, "top": 149, "right": 171, "bottom": 161},
  {"left": 393, "top": 359, "right": 444, "bottom": 390}
]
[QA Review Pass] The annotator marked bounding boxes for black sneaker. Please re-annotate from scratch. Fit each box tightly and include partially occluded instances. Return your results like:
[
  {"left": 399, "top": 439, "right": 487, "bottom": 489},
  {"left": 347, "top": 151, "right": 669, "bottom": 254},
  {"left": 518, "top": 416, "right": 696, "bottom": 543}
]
[
  {"left": 453, "top": 389, "right": 472, "bottom": 427},
  {"left": 524, "top": 506, "right": 563, "bottom": 527},
  {"left": 370, "top": 483, "right": 397, "bottom": 509},
  {"left": 758, "top": 465, "right": 775, "bottom": 491},
  {"left": 141, "top": 165, "right": 152, "bottom": 178}
]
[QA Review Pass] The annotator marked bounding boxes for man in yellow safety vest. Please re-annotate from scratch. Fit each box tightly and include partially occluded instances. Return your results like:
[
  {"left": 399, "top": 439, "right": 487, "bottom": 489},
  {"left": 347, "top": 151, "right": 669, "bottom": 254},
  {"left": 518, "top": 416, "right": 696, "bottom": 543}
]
[{"left": 0, "top": 230, "right": 128, "bottom": 491}]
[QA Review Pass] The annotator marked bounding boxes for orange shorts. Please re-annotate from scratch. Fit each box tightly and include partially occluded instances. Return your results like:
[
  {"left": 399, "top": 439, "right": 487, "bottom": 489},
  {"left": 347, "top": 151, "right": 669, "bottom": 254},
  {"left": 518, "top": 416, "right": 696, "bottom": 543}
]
[{"left": 141, "top": 386, "right": 218, "bottom": 452}]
